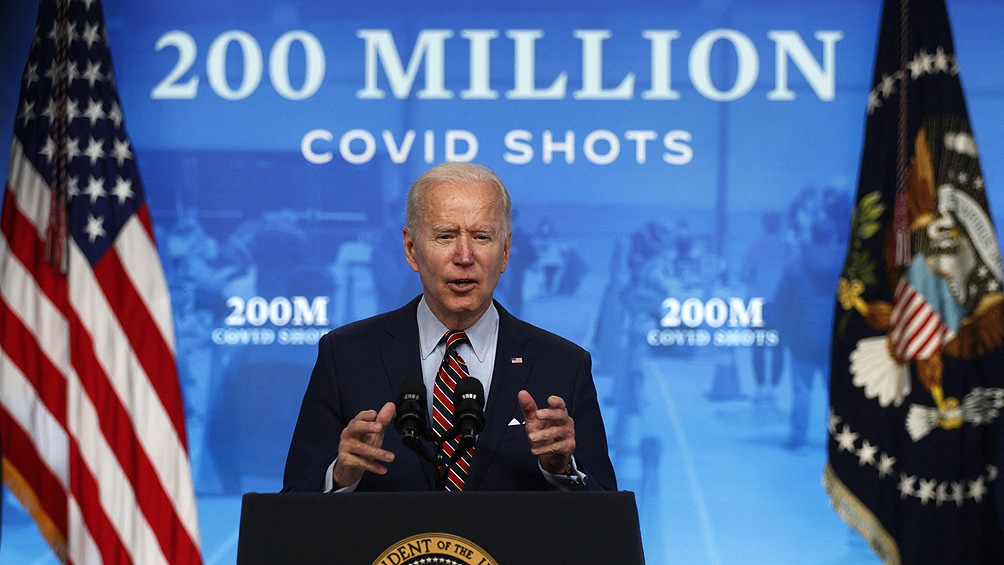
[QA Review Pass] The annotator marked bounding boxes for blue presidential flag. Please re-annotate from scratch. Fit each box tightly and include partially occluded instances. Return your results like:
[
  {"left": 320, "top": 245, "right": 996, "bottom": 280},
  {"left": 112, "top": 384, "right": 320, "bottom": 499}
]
[{"left": 825, "top": 0, "right": 1004, "bottom": 563}]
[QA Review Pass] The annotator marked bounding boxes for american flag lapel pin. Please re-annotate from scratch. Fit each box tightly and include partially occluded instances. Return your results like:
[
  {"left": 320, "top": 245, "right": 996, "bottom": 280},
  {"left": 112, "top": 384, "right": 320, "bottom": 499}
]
[{"left": 511, "top": 357, "right": 523, "bottom": 364}]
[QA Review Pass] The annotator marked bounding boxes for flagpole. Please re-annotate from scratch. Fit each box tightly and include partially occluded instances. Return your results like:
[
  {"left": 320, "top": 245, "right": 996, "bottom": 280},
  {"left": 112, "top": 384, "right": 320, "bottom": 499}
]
[{"left": 893, "top": 0, "right": 911, "bottom": 267}]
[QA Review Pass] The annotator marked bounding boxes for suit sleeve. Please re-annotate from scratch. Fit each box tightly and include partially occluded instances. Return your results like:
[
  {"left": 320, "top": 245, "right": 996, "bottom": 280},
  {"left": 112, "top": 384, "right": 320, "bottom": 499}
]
[
  {"left": 568, "top": 349, "right": 618, "bottom": 492},
  {"left": 282, "top": 332, "right": 345, "bottom": 492}
]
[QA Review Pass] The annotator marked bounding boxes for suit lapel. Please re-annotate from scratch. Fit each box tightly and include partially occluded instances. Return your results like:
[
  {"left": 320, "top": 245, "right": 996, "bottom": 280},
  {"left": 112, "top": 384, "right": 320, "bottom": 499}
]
[
  {"left": 379, "top": 296, "right": 435, "bottom": 490},
  {"left": 465, "top": 302, "right": 532, "bottom": 490}
]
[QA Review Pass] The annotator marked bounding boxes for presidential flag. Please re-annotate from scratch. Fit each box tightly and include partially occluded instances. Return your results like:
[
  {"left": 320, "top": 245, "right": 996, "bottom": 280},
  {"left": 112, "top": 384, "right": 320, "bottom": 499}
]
[
  {"left": 0, "top": 0, "right": 202, "bottom": 563},
  {"left": 824, "top": 0, "right": 1004, "bottom": 563}
]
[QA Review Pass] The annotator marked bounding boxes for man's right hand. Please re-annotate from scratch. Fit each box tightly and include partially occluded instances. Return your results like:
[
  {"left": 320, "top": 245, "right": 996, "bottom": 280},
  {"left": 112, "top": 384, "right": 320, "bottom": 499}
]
[{"left": 332, "top": 402, "right": 396, "bottom": 489}]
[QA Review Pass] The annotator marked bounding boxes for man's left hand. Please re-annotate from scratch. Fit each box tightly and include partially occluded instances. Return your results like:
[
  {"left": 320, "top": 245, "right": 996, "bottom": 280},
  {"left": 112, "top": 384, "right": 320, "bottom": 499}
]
[{"left": 517, "top": 390, "right": 576, "bottom": 474}]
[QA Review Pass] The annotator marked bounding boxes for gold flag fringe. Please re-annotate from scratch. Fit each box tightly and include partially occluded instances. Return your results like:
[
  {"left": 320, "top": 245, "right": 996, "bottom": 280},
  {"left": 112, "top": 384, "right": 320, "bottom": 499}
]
[
  {"left": 2, "top": 457, "right": 68, "bottom": 563},
  {"left": 823, "top": 463, "right": 901, "bottom": 565}
]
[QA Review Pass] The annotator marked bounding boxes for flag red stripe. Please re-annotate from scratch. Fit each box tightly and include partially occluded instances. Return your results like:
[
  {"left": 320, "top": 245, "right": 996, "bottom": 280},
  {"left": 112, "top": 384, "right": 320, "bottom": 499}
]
[
  {"left": 0, "top": 410, "right": 68, "bottom": 537},
  {"left": 92, "top": 240, "right": 187, "bottom": 442},
  {"left": 914, "top": 330, "right": 944, "bottom": 359},
  {"left": 889, "top": 287, "right": 921, "bottom": 342},
  {"left": 1, "top": 185, "right": 58, "bottom": 293},
  {"left": 890, "top": 281, "right": 918, "bottom": 317},
  {"left": 897, "top": 303, "right": 944, "bottom": 360},
  {"left": 895, "top": 292, "right": 923, "bottom": 328},
  {"left": 905, "top": 307, "right": 937, "bottom": 347},
  {"left": 899, "top": 294, "right": 930, "bottom": 336},
  {"left": 2, "top": 185, "right": 73, "bottom": 330},
  {"left": 0, "top": 298, "right": 68, "bottom": 428},
  {"left": 895, "top": 306, "right": 936, "bottom": 359},
  {"left": 67, "top": 435, "right": 132, "bottom": 564},
  {"left": 133, "top": 203, "right": 156, "bottom": 242}
]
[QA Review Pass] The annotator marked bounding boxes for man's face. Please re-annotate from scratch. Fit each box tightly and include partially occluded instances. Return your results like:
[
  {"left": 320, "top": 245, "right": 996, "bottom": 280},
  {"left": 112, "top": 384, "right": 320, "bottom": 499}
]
[{"left": 404, "top": 180, "right": 511, "bottom": 330}]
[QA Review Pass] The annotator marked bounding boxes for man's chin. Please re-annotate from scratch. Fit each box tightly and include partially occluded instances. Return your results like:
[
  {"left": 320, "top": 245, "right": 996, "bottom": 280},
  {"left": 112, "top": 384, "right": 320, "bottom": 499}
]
[
  {"left": 441, "top": 296, "right": 491, "bottom": 318},
  {"left": 445, "top": 298, "right": 482, "bottom": 313}
]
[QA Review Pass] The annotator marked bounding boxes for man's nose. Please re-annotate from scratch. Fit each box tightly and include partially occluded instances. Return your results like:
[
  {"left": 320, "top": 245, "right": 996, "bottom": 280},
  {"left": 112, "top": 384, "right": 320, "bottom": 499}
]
[{"left": 453, "top": 235, "right": 474, "bottom": 264}]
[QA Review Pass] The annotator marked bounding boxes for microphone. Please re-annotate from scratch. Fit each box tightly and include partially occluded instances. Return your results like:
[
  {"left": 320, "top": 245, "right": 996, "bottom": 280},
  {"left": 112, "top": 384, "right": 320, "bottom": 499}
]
[
  {"left": 453, "top": 377, "right": 485, "bottom": 450},
  {"left": 394, "top": 379, "right": 428, "bottom": 448}
]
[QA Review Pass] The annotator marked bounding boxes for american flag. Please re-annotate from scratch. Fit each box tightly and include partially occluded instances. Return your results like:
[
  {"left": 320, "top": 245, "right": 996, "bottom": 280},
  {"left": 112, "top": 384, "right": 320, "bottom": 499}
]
[{"left": 0, "top": 1, "right": 202, "bottom": 563}]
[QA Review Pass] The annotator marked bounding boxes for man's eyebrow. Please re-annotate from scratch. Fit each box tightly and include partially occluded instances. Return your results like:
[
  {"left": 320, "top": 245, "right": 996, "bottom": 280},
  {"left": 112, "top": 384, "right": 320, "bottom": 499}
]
[{"left": 430, "top": 225, "right": 497, "bottom": 235}]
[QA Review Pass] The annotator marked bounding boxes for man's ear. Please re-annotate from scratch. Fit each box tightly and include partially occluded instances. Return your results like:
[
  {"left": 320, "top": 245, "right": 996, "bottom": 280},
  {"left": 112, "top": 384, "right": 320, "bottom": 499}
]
[{"left": 403, "top": 227, "right": 420, "bottom": 272}]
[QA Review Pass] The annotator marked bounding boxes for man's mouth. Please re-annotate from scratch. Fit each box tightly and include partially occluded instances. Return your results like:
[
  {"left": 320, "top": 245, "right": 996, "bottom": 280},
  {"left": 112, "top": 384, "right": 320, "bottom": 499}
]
[{"left": 449, "top": 279, "right": 477, "bottom": 290}]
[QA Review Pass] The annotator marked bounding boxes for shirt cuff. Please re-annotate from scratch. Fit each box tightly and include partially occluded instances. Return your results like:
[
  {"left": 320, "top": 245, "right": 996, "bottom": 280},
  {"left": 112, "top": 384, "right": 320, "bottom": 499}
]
[
  {"left": 539, "top": 455, "right": 588, "bottom": 490},
  {"left": 324, "top": 459, "right": 360, "bottom": 493}
]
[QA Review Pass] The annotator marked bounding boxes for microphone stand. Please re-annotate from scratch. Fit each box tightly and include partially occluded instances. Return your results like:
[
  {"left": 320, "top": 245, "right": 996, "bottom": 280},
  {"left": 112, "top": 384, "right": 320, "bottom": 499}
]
[{"left": 401, "top": 426, "right": 473, "bottom": 491}]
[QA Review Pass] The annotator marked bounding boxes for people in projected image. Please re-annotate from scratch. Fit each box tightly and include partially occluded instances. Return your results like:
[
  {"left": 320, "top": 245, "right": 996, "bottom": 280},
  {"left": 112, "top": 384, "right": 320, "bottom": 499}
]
[
  {"left": 775, "top": 188, "right": 850, "bottom": 450},
  {"left": 527, "top": 217, "right": 588, "bottom": 299},
  {"left": 162, "top": 212, "right": 252, "bottom": 492},
  {"left": 588, "top": 220, "right": 676, "bottom": 476},
  {"left": 282, "top": 162, "right": 616, "bottom": 493},
  {"left": 739, "top": 211, "right": 793, "bottom": 406},
  {"left": 372, "top": 199, "right": 423, "bottom": 313},
  {"left": 204, "top": 219, "right": 333, "bottom": 493},
  {"left": 492, "top": 208, "right": 536, "bottom": 317}
]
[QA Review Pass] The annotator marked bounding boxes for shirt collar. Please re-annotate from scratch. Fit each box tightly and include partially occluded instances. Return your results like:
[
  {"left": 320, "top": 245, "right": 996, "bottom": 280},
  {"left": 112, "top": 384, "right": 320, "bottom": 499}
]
[{"left": 417, "top": 296, "right": 498, "bottom": 363}]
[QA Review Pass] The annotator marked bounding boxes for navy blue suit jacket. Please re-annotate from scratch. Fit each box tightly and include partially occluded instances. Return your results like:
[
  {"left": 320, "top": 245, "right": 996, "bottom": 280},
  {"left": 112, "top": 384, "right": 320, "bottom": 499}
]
[{"left": 282, "top": 296, "right": 617, "bottom": 492}]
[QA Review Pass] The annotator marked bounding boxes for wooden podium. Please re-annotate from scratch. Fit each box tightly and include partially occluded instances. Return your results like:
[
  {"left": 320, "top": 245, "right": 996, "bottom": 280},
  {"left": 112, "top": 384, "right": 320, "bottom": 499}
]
[{"left": 237, "top": 491, "right": 645, "bottom": 564}]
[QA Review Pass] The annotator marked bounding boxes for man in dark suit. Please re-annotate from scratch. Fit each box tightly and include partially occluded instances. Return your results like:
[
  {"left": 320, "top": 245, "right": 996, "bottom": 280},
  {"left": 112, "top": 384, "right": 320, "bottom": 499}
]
[{"left": 283, "top": 162, "right": 616, "bottom": 493}]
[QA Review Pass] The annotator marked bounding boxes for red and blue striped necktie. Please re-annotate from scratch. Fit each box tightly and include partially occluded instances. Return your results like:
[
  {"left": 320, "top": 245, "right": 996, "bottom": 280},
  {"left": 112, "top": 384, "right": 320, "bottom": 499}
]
[{"left": 432, "top": 331, "right": 474, "bottom": 491}]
